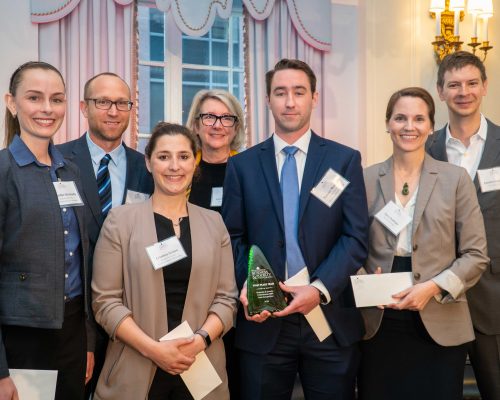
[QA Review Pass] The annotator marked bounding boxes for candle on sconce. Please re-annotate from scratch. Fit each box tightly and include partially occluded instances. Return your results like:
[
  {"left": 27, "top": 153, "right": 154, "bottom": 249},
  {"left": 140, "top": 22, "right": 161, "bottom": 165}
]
[
  {"left": 472, "top": 14, "right": 478, "bottom": 37},
  {"left": 483, "top": 17, "right": 489, "bottom": 41},
  {"left": 430, "top": 0, "right": 445, "bottom": 36},
  {"left": 481, "top": 0, "right": 493, "bottom": 42},
  {"left": 454, "top": 10, "right": 460, "bottom": 36}
]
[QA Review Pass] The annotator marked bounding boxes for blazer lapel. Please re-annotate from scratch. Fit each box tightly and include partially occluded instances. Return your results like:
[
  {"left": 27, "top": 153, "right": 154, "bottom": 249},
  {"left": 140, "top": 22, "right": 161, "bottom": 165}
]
[
  {"left": 258, "top": 137, "right": 284, "bottom": 231},
  {"left": 71, "top": 136, "right": 103, "bottom": 226},
  {"left": 428, "top": 126, "right": 448, "bottom": 162},
  {"left": 299, "top": 132, "right": 326, "bottom": 223},
  {"left": 376, "top": 158, "right": 397, "bottom": 249},
  {"left": 475, "top": 119, "right": 500, "bottom": 192},
  {"left": 412, "top": 155, "right": 438, "bottom": 237},
  {"left": 122, "top": 144, "right": 135, "bottom": 204},
  {"left": 378, "top": 158, "right": 394, "bottom": 205}
]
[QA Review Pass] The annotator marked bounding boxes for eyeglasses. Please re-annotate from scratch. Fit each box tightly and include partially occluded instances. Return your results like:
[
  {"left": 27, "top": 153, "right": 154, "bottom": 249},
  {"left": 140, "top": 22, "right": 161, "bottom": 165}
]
[
  {"left": 85, "top": 98, "right": 133, "bottom": 111},
  {"left": 197, "top": 113, "right": 238, "bottom": 127}
]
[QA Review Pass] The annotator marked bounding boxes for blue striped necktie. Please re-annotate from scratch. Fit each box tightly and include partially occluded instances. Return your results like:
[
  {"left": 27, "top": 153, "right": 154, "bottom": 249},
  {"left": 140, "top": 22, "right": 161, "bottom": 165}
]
[
  {"left": 281, "top": 146, "right": 306, "bottom": 278},
  {"left": 97, "top": 154, "right": 112, "bottom": 217}
]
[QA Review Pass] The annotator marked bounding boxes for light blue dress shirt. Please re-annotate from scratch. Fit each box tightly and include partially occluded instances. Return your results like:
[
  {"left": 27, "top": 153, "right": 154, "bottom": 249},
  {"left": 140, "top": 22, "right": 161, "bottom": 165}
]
[{"left": 86, "top": 133, "right": 127, "bottom": 208}]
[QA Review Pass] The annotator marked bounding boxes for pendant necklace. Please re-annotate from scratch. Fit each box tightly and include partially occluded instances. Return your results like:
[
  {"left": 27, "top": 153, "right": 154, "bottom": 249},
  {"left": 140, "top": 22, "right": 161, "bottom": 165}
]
[
  {"left": 402, "top": 182, "right": 409, "bottom": 196},
  {"left": 172, "top": 217, "right": 184, "bottom": 227}
]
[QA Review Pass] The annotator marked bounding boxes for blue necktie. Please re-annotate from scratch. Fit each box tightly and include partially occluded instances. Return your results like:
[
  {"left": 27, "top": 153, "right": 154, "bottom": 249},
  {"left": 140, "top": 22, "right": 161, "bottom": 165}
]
[
  {"left": 97, "top": 154, "right": 112, "bottom": 217},
  {"left": 281, "top": 146, "right": 306, "bottom": 278}
]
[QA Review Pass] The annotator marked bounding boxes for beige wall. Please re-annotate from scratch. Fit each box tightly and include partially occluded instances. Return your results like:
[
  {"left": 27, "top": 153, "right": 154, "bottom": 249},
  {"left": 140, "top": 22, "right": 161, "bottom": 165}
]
[
  {"left": 0, "top": 0, "right": 38, "bottom": 148},
  {"left": 360, "top": 0, "right": 500, "bottom": 166}
]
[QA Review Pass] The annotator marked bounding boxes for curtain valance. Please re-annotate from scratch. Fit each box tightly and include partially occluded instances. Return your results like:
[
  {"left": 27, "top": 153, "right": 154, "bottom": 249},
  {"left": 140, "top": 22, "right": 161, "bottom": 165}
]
[{"left": 31, "top": 0, "right": 332, "bottom": 51}]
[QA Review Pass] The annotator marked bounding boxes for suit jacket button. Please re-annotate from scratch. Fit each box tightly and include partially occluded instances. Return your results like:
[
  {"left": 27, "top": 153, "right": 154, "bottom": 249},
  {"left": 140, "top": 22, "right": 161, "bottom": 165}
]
[
  {"left": 412, "top": 244, "right": 418, "bottom": 251},
  {"left": 278, "top": 240, "right": 284, "bottom": 248},
  {"left": 19, "top": 273, "right": 27, "bottom": 281},
  {"left": 413, "top": 272, "right": 421, "bottom": 280}
]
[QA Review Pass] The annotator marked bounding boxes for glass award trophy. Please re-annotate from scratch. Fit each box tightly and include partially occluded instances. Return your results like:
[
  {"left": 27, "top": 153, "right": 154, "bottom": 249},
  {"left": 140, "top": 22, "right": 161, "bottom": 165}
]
[{"left": 247, "top": 245, "right": 287, "bottom": 316}]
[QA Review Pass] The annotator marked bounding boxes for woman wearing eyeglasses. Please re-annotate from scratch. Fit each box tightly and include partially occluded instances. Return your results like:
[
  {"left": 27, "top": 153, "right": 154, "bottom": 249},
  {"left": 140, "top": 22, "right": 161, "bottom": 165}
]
[
  {"left": 185, "top": 90, "right": 245, "bottom": 399},
  {"left": 186, "top": 90, "right": 245, "bottom": 213}
]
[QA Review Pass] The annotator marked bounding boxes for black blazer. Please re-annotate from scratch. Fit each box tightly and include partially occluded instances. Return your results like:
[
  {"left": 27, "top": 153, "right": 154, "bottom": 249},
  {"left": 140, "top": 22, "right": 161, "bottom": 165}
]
[
  {"left": 0, "top": 148, "right": 91, "bottom": 377},
  {"left": 426, "top": 119, "right": 500, "bottom": 335}
]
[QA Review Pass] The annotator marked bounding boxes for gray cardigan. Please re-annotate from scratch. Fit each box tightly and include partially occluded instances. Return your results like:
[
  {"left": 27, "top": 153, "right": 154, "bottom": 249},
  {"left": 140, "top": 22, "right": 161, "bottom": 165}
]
[{"left": 0, "top": 148, "right": 93, "bottom": 377}]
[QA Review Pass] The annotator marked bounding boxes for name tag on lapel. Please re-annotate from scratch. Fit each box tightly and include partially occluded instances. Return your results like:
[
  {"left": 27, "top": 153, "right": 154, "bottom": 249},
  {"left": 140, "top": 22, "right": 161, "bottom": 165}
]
[
  {"left": 53, "top": 181, "right": 84, "bottom": 207},
  {"left": 477, "top": 168, "right": 500, "bottom": 193},
  {"left": 310, "top": 168, "right": 349, "bottom": 207},
  {"left": 210, "top": 187, "right": 223, "bottom": 207},
  {"left": 374, "top": 201, "right": 412, "bottom": 236},
  {"left": 146, "top": 236, "right": 187, "bottom": 270},
  {"left": 125, "top": 190, "right": 150, "bottom": 204}
]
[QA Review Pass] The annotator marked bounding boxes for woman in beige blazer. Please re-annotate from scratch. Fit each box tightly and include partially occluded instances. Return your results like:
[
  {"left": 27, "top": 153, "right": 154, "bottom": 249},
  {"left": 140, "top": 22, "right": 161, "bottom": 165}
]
[
  {"left": 91, "top": 122, "right": 238, "bottom": 400},
  {"left": 358, "top": 87, "right": 488, "bottom": 400}
]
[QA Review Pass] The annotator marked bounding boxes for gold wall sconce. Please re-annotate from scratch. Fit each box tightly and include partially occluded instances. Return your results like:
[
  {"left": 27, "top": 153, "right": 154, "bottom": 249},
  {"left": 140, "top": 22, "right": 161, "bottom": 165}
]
[{"left": 430, "top": 0, "right": 493, "bottom": 63}]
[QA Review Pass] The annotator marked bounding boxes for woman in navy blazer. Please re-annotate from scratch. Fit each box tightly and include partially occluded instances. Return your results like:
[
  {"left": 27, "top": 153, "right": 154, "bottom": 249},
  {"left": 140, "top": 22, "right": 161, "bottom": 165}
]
[{"left": 0, "top": 62, "right": 93, "bottom": 400}]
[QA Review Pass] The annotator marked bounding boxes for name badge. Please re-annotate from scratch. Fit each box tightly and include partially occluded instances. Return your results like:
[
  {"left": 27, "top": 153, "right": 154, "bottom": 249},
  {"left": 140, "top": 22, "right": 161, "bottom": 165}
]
[
  {"left": 477, "top": 168, "right": 500, "bottom": 193},
  {"left": 146, "top": 236, "right": 187, "bottom": 270},
  {"left": 210, "top": 187, "right": 223, "bottom": 207},
  {"left": 375, "top": 201, "right": 412, "bottom": 236},
  {"left": 52, "top": 181, "right": 84, "bottom": 207},
  {"left": 125, "top": 190, "right": 150, "bottom": 204},
  {"left": 310, "top": 168, "right": 349, "bottom": 207}
]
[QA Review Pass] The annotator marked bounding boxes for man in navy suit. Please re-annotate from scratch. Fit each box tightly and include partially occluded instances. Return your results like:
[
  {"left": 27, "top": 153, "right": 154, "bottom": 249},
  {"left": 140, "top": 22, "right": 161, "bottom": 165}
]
[
  {"left": 58, "top": 72, "right": 153, "bottom": 396},
  {"left": 222, "top": 59, "right": 369, "bottom": 400}
]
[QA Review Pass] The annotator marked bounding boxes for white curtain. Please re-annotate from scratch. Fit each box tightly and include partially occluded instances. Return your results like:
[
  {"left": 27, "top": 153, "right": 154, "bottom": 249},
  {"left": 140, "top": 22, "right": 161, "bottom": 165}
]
[
  {"left": 245, "top": 1, "right": 327, "bottom": 147},
  {"left": 36, "top": 0, "right": 134, "bottom": 145}
]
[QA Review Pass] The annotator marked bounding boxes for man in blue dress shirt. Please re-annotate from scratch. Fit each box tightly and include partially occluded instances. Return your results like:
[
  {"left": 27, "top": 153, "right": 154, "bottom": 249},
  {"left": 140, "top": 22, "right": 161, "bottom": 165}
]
[
  {"left": 58, "top": 72, "right": 153, "bottom": 396},
  {"left": 222, "top": 59, "right": 369, "bottom": 400}
]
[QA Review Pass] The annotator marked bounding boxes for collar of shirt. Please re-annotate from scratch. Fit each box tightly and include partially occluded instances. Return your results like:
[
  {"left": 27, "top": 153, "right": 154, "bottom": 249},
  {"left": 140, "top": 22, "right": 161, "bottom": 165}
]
[
  {"left": 445, "top": 114, "right": 487, "bottom": 180},
  {"left": 86, "top": 131, "right": 125, "bottom": 168},
  {"left": 9, "top": 134, "right": 65, "bottom": 170},
  {"left": 445, "top": 114, "right": 488, "bottom": 146},
  {"left": 273, "top": 129, "right": 311, "bottom": 191},
  {"left": 273, "top": 129, "right": 311, "bottom": 157}
]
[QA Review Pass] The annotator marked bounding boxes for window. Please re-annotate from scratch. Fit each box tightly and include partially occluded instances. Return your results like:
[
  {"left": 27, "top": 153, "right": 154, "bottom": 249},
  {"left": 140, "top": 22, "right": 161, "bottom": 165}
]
[{"left": 137, "top": 1, "right": 245, "bottom": 152}]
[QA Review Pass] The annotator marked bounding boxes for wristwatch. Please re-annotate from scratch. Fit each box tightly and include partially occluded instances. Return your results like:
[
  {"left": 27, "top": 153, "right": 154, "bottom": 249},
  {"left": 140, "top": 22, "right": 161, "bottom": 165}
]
[{"left": 195, "top": 329, "right": 211, "bottom": 348}]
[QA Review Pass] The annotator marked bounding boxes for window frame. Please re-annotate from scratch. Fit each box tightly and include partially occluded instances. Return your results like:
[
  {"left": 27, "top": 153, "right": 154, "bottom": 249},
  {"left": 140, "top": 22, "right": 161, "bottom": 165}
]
[{"left": 136, "top": 3, "right": 245, "bottom": 144}]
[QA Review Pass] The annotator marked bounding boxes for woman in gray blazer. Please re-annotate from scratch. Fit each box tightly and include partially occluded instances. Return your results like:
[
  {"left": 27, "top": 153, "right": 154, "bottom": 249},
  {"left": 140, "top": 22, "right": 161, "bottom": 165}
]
[
  {"left": 91, "top": 122, "right": 238, "bottom": 400},
  {"left": 358, "top": 87, "right": 489, "bottom": 400},
  {"left": 0, "top": 62, "right": 93, "bottom": 400}
]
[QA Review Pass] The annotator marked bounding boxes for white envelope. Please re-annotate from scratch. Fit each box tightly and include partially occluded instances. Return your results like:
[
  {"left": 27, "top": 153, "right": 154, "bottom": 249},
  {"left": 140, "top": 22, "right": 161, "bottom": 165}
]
[
  {"left": 160, "top": 321, "right": 222, "bottom": 400},
  {"left": 350, "top": 272, "right": 414, "bottom": 307},
  {"left": 285, "top": 268, "right": 333, "bottom": 342},
  {"left": 9, "top": 369, "right": 57, "bottom": 400}
]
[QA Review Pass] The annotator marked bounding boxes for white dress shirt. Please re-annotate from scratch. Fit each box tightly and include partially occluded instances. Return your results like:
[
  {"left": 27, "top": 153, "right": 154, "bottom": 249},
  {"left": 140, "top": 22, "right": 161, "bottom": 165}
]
[
  {"left": 272, "top": 130, "right": 331, "bottom": 303},
  {"left": 445, "top": 114, "right": 487, "bottom": 180},
  {"left": 394, "top": 189, "right": 418, "bottom": 257}
]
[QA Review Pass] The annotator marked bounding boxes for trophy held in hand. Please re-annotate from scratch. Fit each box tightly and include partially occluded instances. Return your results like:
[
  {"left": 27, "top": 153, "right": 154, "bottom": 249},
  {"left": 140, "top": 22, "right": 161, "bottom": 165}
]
[{"left": 247, "top": 245, "right": 287, "bottom": 316}]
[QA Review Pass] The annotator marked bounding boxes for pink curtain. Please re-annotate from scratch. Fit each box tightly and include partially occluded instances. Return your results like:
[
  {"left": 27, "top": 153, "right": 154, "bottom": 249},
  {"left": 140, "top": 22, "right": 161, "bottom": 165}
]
[
  {"left": 37, "top": 0, "right": 134, "bottom": 145},
  {"left": 245, "top": 1, "right": 327, "bottom": 147}
]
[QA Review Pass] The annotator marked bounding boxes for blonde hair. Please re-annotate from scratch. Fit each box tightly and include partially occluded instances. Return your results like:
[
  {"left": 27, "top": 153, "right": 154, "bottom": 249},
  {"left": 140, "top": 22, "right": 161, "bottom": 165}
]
[{"left": 186, "top": 89, "right": 245, "bottom": 151}]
